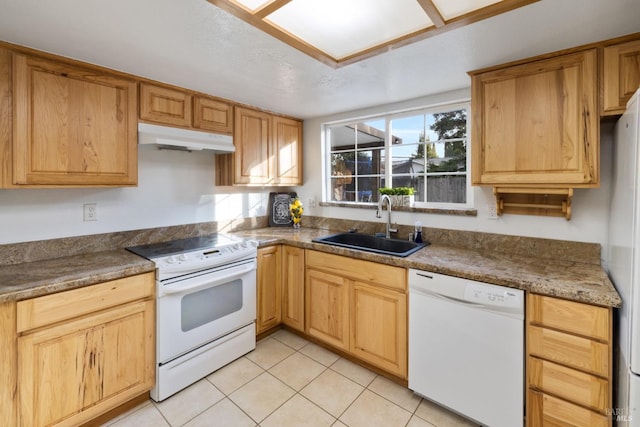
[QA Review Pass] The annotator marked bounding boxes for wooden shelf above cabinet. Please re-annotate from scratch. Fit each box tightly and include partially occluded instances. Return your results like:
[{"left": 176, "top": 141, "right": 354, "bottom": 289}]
[{"left": 494, "top": 187, "right": 573, "bottom": 220}]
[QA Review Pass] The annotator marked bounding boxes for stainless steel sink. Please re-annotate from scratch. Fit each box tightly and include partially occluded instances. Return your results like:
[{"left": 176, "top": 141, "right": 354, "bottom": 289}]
[{"left": 312, "top": 232, "right": 428, "bottom": 257}]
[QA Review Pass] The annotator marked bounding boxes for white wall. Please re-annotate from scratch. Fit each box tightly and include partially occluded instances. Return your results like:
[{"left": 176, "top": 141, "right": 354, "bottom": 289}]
[
  {"left": 298, "top": 88, "right": 613, "bottom": 248},
  {"left": 0, "top": 145, "right": 270, "bottom": 244}
]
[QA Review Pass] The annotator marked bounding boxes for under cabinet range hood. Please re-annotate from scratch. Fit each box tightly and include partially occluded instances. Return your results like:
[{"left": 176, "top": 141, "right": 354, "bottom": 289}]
[{"left": 137, "top": 122, "right": 235, "bottom": 152}]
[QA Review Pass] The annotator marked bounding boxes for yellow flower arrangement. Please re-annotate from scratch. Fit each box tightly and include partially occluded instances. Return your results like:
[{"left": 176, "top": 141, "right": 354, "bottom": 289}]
[{"left": 289, "top": 197, "right": 304, "bottom": 225}]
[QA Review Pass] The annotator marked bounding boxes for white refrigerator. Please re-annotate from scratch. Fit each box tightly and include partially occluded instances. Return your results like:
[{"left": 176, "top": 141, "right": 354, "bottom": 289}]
[{"left": 609, "top": 88, "right": 640, "bottom": 426}]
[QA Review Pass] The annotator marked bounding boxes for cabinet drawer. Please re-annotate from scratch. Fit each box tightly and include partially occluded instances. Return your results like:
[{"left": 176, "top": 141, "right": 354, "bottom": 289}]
[
  {"left": 528, "top": 294, "right": 610, "bottom": 341},
  {"left": 529, "top": 357, "right": 609, "bottom": 411},
  {"left": 528, "top": 390, "right": 609, "bottom": 427},
  {"left": 529, "top": 326, "right": 609, "bottom": 377},
  {"left": 306, "top": 250, "right": 406, "bottom": 291},
  {"left": 17, "top": 273, "right": 155, "bottom": 333}
]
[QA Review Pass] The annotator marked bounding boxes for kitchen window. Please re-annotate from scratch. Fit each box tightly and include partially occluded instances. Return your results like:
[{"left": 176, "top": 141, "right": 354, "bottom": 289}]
[{"left": 324, "top": 103, "right": 471, "bottom": 209}]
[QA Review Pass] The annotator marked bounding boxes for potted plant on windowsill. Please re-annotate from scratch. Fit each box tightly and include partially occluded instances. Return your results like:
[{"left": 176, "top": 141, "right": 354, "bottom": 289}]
[{"left": 378, "top": 187, "right": 415, "bottom": 207}]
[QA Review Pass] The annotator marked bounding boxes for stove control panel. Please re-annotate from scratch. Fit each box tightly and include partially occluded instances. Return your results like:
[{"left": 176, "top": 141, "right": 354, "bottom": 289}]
[{"left": 153, "top": 240, "right": 258, "bottom": 275}]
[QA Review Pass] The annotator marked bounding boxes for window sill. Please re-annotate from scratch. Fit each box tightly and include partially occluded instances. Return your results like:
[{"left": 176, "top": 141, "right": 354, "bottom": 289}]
[{"left": 319, "top": 201, "right": 477, "bottom": 217}]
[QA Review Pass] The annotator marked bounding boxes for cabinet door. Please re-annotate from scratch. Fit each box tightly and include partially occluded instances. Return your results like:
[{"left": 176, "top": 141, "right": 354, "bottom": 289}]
[
  {"left": 193, "top": 96, "right": 233, "bottom": 133},
  {"left": 350, "top": 281, "right": 407, "bottom": 378},
  {"left": 12, "top": 54, "right": 137, "bottom": 186},
  {"left": 603, "top": 39, "right": 640, "bottom": 115},
  {"left": 528, "top": 294, "right": 610, "bottom": 342},
  {"left": 528, "top": 390, "right": 609, "bottom": 427},
  {"left": 529, "top": 357, "right": 609, "bottom": 412},
  {"left": 305, "top": 268, "right": 350, "bottom": 350},
  {"left": 257, "top": 246, "right": 281, "bottom": 334},
  {"left": 471, "top": 49, "right": 598, "bottom": 186},
  {"left": 272, "top": 116, "right": 303, "bottom": 185},
  {"left": 281, "top": 245, "right": 305, "bottom": 331},
  {"left": 139, "top": 83, "right": 192, "bottom": 127},
  {"left": 234, "top": 107, "right": 272, "bottom": 185},
  {"left": 18, "top": 300, "right": 154, "bottom": 427}
]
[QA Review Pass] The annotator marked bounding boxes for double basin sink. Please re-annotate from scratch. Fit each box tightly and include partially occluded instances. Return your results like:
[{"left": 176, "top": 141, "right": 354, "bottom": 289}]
[{"left": 312, "top": 232, "right": 428, "bottom": 257}]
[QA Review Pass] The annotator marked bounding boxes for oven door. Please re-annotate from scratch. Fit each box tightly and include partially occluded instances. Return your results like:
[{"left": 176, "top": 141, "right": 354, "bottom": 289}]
[{"left": 157, "top": 258, "right": 256, "bottom": 364}]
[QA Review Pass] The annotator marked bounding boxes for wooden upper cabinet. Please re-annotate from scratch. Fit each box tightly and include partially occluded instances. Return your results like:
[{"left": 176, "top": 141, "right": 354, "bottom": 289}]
[
  {"left": 234, "top": 106, "right": 272, "bottom": 185},
  {"left": 471, "top": 49, "right": 599, "bottom": 187},
  {"left": 139, "top": 83, "right": 192, "bottom": 127},
  {"left": 217, "top": 106, "right": 303, "bottom": 186},
  {"left": 602, "top": 39, "right": 640, "bottom": 115},
  {"left": 273, "top": 116, "right": 303, "bottom": 185},
  {"left": 11, "top": 53, "right": 138, "bottom": 186},
  {"left": 140, "top": 83, "right": 234, "bottom": 134},
  {"left": 193, "top": 96, "right": 233, "bottom": 134}
]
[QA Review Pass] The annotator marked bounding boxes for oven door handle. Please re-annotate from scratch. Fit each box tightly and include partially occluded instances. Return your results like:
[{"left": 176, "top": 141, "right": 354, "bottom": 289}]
[{"left": 160, "top": 262, "right": 256, "bottom": 296}]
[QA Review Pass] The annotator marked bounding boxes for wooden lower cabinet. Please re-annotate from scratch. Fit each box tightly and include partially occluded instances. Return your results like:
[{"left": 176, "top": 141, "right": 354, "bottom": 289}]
[
  {"left": 350, "top": 281, "right": 407, "bottom": 377},
  {"left": 15, "top": 272, "right": 155, "bottom": 427},
  {"left": 305, "top": 267, "right": 350, "bottom": 351},
  {"left": 305, "top": 250, "right": 408, "bottom": 378},
  {"left": 526, "top": 293, "right": 612, "bottom": 427},
  {"left": 257, "top": 245, "right": 305, "bottom": 334},
  {"left": 256, "top": 246, "right": 282, "bottom": 334},
  {"left": 281, "top": 245, "right": 305, "bottom": 331},
  {"left": 528, "top": 390, "right": 609, "bottom": 427}
]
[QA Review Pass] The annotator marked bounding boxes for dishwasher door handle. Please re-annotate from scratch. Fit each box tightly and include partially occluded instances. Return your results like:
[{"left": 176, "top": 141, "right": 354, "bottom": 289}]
[{"left": 411, "top": 287, "right": 484, "bottom": 308}]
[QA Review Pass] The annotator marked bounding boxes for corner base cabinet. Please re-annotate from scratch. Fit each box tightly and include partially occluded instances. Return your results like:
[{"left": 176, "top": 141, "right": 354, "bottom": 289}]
[
  {"left": 14, "top": 272, "right": 155, "bottom": 427},
  {"left": 526, "top": 293, "right": 612, "bottom": 427},
  {"left": 281, "top": 245, "right": 305, "bottom": 331},
  {"left": 256, "top": 246, "right": 282, "bottom": 334}
]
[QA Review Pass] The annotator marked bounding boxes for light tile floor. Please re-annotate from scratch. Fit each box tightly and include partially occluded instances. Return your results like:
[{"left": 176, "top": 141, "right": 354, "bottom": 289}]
[{"left": 103, "top": 330, "right": 479, "bottom": 427}]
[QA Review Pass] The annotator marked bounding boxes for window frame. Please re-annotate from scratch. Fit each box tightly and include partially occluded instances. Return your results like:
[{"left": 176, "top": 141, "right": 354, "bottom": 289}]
[{"left": 322, "top": 101, "right": 473, "bottom": 210}]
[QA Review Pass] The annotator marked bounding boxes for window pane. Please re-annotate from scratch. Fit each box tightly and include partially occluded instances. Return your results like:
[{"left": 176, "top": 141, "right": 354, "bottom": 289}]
[
  {"left": 427, "top": 175, "right": 467, "bottom": 203},
  {"left": 355, "top": 177, "right": 380, "bottom": 203},
  {"left": 330, "top": 125, "right": 355, "bottom": 149},
  {"left": 324, "top": 105, "right": 469, "bottom": 207},
  {"left": 426, "top": 140, "right": 467, "bottom": 173}
]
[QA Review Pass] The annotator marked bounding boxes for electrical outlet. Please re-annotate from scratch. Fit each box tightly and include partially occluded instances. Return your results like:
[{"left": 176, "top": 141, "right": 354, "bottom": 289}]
[
  {"left": 487, "top": 204, "right": 498, "bottom": 220},
  {"left": 308, "top": 197, "right": 317, "bottom": 208},
  {"left": 83, "top": 203, "right": 97, "bottom": 221}
]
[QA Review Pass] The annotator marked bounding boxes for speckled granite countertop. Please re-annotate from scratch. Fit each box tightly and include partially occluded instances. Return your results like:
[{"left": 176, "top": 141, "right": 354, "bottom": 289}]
[
  {"left": 0, "top": 250, "right": 155, "bottom": 303},
  {"left": 234, "top": 227, "right": 621, "bottom": 308},
  {"left": 0, "top": 224, "right": 620, "bottom": 308}
]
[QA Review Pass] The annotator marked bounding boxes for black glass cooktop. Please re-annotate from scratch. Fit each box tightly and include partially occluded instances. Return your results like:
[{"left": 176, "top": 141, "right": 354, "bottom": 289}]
[{"left": 126, "top": 234, "right": 242, "bottom": 259}]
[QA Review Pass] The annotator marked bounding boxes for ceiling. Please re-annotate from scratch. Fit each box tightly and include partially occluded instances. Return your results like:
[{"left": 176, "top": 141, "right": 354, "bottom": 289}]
[{"left": 0, "top": 0, "right": 638, "bottom": 120}]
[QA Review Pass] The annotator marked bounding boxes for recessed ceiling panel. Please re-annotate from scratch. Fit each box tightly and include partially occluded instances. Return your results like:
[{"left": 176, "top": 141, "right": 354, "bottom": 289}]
[
  {"left": 265, "top": 0, "right": 433, "bottom": 60},
  {"left": 209, "top": 0, "right": 540, "bottom": 66},
  {"left": 433, "top": 0, "right": 503, "bottom": 20}
]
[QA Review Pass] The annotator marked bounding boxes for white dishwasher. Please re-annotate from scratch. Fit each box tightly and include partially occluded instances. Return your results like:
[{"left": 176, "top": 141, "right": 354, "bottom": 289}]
[{"left": 408, "top": 269, "right": 524, "bottom": 427}]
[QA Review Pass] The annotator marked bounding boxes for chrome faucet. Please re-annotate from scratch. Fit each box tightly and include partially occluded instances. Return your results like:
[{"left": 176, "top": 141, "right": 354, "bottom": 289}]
[{"left": 376, "top": 195, "right": 398, "bottom": 238}]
